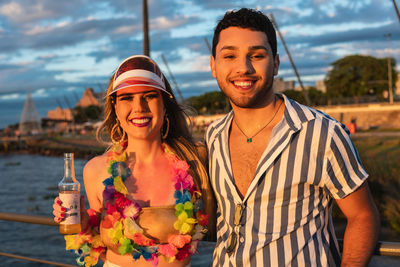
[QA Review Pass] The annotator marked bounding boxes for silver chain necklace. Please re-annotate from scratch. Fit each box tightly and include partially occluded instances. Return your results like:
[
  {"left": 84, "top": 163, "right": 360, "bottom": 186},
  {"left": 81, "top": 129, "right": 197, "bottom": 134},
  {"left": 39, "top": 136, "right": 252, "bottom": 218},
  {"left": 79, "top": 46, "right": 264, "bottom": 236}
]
[{"left": 233, "top": 98, "right": 284, "bottom": 143}]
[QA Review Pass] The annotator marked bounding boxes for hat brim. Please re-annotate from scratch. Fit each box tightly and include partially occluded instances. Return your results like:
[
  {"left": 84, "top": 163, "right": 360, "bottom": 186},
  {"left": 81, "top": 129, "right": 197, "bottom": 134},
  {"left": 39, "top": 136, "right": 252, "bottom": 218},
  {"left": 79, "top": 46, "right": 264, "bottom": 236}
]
[
  {"left": 109, "top": 69, "right": 172, "bottom": 97},
  {"left": 109, "top": 81, "right": 172, "bottom": 97}
]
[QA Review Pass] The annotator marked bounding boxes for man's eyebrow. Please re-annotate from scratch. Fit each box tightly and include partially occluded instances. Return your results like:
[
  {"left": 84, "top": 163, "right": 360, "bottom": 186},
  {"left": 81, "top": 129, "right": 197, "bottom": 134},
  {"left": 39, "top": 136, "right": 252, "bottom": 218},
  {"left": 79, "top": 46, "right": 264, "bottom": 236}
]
[
  {"left": 249, "top": 45, "right": 268, "bottom": 51},
  {"left": 219, "top": 45, "right": 268, "bottom": 52},
  {"left": 219, "top": 45, "right": 237, "bottom": 52}
]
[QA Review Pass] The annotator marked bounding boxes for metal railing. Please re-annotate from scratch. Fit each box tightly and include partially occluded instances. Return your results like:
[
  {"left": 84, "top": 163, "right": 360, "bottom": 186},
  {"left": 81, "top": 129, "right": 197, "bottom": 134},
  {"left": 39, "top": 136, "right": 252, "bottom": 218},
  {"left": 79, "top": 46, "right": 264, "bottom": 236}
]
[
  {"left": 0, "top": 212, "right": 75, "bottom": 267},
  {"left": 1, "top": 211, "right": 400, "bottom": 265}
]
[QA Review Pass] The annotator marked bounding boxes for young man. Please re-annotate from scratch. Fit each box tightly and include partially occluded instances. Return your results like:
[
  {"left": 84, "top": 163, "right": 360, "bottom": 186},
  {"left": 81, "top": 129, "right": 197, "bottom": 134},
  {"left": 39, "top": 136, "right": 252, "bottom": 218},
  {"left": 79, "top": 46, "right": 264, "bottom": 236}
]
[{"left": 206, "top": 8, "right": 380, "bottom": 267}]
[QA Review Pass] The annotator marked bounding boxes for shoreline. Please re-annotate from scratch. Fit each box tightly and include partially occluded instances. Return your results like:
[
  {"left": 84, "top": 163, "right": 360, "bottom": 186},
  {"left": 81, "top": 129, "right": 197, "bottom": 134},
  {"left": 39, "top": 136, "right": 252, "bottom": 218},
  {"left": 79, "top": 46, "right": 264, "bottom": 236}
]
[{"left": 0, "top": 135, "right": 107, "bottom": 160}]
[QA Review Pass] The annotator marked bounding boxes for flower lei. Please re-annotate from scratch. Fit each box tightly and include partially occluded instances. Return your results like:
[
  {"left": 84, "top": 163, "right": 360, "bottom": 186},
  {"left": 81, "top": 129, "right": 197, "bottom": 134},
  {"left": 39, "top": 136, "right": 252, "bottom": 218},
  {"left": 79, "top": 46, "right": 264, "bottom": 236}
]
[{"left": 65, "top": 144, "right": 209, "bottom": 266}]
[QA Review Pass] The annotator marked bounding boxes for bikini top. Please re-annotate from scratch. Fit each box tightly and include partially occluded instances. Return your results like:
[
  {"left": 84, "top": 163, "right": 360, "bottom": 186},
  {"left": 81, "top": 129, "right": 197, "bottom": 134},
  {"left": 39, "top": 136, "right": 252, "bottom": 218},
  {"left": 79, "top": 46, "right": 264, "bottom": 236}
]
[{"left": 100, "top": 205, "right": 179, "bottom": 252}]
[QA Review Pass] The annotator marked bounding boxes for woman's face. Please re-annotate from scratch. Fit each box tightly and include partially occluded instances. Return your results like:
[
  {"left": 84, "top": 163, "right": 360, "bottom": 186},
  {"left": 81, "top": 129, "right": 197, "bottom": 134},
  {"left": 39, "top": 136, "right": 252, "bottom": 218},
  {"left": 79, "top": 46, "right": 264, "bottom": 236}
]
[{"left": 114, "top": 86, "right": 165, "bottom": 141}]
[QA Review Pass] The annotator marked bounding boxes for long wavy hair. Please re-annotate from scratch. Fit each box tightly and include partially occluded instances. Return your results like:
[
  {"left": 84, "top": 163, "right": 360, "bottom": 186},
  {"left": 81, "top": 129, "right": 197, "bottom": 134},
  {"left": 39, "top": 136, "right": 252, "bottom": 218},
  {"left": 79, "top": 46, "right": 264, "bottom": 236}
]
[{"left": 96, "top": 64, "right": 216, "bottom": 240}]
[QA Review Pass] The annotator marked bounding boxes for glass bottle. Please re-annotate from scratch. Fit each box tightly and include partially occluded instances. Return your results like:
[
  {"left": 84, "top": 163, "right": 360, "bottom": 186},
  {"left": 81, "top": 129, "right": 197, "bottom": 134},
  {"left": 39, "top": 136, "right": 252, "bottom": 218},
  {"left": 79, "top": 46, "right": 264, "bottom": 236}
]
[{"left": 58, "top": 153, "right": 81, "bottom": 234}]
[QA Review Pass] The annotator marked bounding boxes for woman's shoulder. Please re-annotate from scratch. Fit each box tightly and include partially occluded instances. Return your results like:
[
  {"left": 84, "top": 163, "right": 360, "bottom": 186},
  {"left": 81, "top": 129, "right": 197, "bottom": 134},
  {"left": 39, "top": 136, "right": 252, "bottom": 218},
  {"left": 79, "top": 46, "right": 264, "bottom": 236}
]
[{"left": 83, "top": 154, "right": 109, "bottom": 181}]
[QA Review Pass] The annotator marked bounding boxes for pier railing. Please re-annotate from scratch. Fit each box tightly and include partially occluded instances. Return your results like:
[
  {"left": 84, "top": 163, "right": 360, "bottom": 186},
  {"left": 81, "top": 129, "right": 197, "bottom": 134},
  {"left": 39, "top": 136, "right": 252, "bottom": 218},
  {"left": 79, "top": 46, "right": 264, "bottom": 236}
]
[
  {"left": 0, "top": 212, "right": 75, "bottom": 267},
  {"left": 1, "top": 211, "right": 400, "bottom": 265}
]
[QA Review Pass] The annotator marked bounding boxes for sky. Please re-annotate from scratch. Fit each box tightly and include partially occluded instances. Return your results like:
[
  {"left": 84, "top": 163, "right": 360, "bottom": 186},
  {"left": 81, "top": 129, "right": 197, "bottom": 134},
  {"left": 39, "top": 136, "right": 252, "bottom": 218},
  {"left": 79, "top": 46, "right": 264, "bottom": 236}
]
[{"left": 0, "top": 0, "right": 399, "bottom": 129}]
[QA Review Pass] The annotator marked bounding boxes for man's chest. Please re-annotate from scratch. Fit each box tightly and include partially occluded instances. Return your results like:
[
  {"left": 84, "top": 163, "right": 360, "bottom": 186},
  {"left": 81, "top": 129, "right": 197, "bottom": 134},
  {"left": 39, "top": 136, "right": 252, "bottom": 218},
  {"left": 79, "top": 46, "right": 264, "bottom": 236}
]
[{"left": 229, "top": 135, "right": 270, "bottom": 198}]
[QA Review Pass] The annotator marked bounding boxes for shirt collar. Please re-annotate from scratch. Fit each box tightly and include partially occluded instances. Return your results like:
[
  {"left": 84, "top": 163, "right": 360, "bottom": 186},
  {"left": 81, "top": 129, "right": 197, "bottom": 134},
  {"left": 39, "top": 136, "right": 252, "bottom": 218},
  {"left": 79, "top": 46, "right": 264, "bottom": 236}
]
[{"left": 208, "top": 93, "right": 315, "bottom": 145}]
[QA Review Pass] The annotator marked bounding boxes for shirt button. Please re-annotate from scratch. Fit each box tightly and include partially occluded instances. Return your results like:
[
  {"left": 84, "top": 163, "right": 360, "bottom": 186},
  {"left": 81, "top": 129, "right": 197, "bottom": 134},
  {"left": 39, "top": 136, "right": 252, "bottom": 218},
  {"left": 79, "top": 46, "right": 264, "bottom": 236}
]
[{"left": 240, "top": 237, "right": 245, "bottom": 243}]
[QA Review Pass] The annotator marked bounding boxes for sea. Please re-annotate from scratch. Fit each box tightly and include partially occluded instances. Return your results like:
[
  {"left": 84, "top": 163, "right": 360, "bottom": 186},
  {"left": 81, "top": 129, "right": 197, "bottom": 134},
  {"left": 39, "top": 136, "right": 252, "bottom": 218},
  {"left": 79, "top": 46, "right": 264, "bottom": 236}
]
[{"left": 0, "top": 153, "right": 399, "bottom": 267}]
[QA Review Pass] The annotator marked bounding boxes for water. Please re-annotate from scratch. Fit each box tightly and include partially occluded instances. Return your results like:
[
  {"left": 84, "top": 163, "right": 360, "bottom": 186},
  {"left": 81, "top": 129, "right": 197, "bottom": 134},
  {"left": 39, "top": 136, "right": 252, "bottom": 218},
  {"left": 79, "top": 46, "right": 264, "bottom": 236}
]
[{"left": 0, "top": 154, "right": 399, "bottom": 267}]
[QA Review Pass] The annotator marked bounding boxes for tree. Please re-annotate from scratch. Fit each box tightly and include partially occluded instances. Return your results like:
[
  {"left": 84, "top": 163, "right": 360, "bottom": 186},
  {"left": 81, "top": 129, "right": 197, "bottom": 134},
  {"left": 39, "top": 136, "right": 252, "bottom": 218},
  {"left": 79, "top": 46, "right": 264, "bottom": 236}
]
[
  {"left": 187, "top": 91, "right": 230, "bottom": 114},
  {"left": 283, "top": 87, "right": 328, "bottom": 106},
  {"left": 325, "top": 55, "right": 397, "bottom": 99},
  {"left": 73, "top": 105, "right": 103, "bottom": 123}
]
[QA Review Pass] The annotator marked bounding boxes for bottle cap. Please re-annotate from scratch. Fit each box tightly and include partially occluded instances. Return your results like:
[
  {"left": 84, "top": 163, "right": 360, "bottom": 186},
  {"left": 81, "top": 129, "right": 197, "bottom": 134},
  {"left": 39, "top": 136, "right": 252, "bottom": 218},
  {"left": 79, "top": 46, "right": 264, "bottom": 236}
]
[{"left": 64, "top": 153, "right": 74, "bottom": 158}]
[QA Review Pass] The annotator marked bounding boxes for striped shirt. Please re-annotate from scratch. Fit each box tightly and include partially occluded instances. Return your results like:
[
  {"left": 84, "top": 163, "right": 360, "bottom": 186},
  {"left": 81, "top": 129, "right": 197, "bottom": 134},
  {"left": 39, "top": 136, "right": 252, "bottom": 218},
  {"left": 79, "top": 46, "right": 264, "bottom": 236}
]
[{"left": 205, "top": 94, "right": 368, "bottom": 267}]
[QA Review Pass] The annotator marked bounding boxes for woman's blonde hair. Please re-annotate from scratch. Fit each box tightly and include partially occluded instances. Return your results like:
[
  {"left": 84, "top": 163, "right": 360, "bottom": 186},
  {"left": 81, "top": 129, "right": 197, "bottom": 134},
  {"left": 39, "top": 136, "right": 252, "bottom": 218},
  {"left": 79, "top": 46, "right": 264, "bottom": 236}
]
[{"left": 96, "top": 65, "right": 216, "bottom": 240}]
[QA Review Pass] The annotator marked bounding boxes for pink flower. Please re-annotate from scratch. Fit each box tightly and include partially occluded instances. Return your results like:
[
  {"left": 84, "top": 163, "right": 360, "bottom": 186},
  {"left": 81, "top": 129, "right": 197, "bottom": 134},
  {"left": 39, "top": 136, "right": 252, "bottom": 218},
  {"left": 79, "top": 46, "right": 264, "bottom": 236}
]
[
  {"left": 167, "top": 234, "right": 192, "bottom": 248},
  {"left": 173, "top": 159, "right": 189, "bottom": 171},
  {"left": 115, "top": 192, "right": 133, "bottom": 209},
  {"left": 158, "top": 244, "right": 178, "bottom": 257},
  {"left": 147, "top": 253, "right": 159, "bottom": 266},
  {"left": 87, "top": 209, "right": 100, "bottom": 228},
  {"left": 123, "top": 203, "right": 141, "bottom": 219},
  {"left": 102, "top": 214, "right": 115, "bottom": 229},
  {"left": 174, "top": 170, "right": 194, "bottom": 190},
  {"left": 196, "top": 210, "right": 209, "bottom": 226},
  {"left": 105, "top": 202, "right": 118, "bottom": 215},
  {"left": 132, "top": 233, "right": 156, "bottom": 246},
  {"left": 176, "top": 243, "right": 192, "bottom": 261}
]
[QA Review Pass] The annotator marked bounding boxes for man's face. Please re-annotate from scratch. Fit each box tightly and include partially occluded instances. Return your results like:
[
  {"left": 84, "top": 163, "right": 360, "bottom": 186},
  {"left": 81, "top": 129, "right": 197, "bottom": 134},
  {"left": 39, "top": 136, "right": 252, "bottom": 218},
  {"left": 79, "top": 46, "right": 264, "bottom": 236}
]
[{"left": 210, "top": 27, "right": 279, "bottom": 108}]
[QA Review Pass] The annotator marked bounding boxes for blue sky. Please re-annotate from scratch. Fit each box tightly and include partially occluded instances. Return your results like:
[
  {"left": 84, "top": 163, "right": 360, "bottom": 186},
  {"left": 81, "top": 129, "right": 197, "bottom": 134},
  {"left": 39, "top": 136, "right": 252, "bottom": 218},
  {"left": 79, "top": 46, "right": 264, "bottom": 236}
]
[{"left": 0, "top": 0, "right": 399, "bottom": 128}]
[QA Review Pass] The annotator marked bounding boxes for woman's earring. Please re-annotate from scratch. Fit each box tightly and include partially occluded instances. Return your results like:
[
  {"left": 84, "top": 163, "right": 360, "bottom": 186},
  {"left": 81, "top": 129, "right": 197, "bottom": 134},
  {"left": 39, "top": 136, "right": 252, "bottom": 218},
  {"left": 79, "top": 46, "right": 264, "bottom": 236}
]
[
  {"left": 111, "top": 121, "right": 126, "bottom": 144},
  {"left": 162, "top": 117, "right": 170, "bottom": 140}
]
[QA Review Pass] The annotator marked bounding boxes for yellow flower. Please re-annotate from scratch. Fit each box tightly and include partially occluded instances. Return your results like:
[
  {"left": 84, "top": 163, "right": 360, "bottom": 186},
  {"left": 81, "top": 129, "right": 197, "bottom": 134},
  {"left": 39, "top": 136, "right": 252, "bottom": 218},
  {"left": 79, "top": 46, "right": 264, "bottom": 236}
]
[
  {"left": 113, "top": 152, "right": 127, "bottom": 162},
  {"left": 65, "top": 234, "right": 90, "bottom": 250},
  {"left": 108, "top": 221, "right": 123, "bottom": 244},
  {"left": 173, "top": 211, "right": 197, "bottom": 234},
  {"left": 84, "top": 255, "right": 98, "bottom": 267},
  {"left": 114, "top": 176, "right": 128, "bottom": 195},
  {"left": 123, "top": 217, "right": 143, "bottom": 239},
  {"left": 91, "top": 235, "right": 105, "bottom": 248},
  {"left": 163, "top": 256, "right": 176, "bottom": 263}
]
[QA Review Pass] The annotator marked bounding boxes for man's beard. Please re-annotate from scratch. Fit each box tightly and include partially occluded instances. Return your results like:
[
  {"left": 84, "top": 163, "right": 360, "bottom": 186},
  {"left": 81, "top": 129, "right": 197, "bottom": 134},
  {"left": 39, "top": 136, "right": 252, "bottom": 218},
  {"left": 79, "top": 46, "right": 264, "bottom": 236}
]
[{"left": 221, "top": 79, "right": 274, "bottom": 109}]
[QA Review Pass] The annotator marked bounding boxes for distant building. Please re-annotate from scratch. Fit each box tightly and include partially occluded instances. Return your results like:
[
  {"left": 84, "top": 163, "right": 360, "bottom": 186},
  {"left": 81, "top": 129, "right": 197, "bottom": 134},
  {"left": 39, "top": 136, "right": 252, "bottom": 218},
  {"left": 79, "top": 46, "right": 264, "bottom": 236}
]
[
  {"left": 44, "top": 88, "right": 104, "bottom": 133},
  {"left": 395, "top": 73, "right": 400, "bottom": 96},
  {"left": 315, "top": 80, "right": 327, "bottom": 93},
  {"left": 76, "top": 88, "right": 104, "bottom": 107},
  {"left": 47, "top": 107, "right": 73, "bottom": 121},
  {"left": 19, "top": 92, "right": 42, "bottom": 135},
  {"left": 273, "top": 77, "right": 295, "bottom": 92}
]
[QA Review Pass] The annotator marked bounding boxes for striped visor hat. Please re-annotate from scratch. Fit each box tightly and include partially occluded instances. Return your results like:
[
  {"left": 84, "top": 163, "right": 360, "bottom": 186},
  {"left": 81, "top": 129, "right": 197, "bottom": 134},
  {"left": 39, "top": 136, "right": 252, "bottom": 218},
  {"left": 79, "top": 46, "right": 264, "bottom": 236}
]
[{"left": 108, "top": 55, "right": 173, "bottom": 97}]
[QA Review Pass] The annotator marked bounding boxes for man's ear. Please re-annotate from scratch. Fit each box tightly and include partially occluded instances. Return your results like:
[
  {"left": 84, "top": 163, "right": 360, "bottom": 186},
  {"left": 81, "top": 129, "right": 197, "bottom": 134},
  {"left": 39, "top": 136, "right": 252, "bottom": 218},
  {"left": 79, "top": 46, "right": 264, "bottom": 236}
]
[
  {"left": 210, "top": 55, "right": 216, "bottom": 78},
  {"left": 273, "top": 54, "right": 280, "bottom": 76}
]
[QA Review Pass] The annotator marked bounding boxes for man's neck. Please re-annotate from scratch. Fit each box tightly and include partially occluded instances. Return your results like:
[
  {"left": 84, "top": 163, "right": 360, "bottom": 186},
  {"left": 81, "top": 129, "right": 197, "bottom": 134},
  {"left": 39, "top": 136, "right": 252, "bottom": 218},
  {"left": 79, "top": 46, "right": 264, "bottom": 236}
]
[{"left": 231, "top": 94, "right": 280, "bottom": 130}]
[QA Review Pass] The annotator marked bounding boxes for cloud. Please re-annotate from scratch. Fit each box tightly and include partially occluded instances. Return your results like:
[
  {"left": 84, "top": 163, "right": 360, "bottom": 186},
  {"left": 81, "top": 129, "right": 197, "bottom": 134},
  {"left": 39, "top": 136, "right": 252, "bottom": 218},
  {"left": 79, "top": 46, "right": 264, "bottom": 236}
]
[
  {"left": 0, "top": 0, "right": 399, "bottom": 103},
  {"left": 0, "top": 0, "right": 84, "bottom": 24}
]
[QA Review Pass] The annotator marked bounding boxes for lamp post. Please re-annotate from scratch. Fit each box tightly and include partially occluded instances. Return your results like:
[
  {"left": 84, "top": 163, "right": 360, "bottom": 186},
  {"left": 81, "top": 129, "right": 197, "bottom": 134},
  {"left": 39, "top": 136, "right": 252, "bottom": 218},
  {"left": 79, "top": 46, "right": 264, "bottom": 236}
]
[
  {"left": 142, "top": 0, "right": 150, "bottom": 56},
  {"left": 384, "top": 33, "right": 393, "bottom": 104}
]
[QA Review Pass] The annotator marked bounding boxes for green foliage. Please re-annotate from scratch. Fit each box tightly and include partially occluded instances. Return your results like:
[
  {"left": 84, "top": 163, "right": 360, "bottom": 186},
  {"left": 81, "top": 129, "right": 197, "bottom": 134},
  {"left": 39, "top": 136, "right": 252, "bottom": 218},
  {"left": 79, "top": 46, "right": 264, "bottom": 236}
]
[
  {"left": 73, "top": 105, "right": 103, "bottom": 123},
  {"left": 283, "top": 87, "right": 328, "bottom": 106},
  {"left": 325, "top": 55, "right": 397, "bottom": 98},
  {"left": 186, "top": 91, "right": 230, "bottom": 114},
  {"left": 353, "top": 137, "right": 400, "bottom": 236}
]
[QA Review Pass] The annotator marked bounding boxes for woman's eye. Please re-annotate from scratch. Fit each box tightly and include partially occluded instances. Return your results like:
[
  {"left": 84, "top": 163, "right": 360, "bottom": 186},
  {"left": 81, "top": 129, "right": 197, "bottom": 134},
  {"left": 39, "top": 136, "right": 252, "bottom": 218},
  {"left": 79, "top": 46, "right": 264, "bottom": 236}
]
[
  {"left": 117, "top": 95, "right": 133, "bottom": 102},
  {"left": 144, "top": 94, "right": 158, "bottom": 100}
]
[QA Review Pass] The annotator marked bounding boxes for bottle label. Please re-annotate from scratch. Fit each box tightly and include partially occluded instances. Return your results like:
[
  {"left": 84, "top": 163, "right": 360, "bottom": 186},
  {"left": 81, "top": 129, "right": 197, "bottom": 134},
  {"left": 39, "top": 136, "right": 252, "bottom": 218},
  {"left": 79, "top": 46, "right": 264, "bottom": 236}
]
[{"left": 59, "top": 192, "right": 80, "bottom": 225}]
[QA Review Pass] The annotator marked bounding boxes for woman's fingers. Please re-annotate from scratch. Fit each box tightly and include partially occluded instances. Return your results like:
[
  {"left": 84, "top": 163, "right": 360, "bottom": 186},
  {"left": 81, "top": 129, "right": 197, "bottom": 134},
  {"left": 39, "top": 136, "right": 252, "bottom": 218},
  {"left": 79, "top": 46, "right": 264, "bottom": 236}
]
[
  {"left": 53, "top": 197, "right": 66, "bottom": 223},
  {"left": 53, "top": 212, "right": 65, "bottom": 223}
]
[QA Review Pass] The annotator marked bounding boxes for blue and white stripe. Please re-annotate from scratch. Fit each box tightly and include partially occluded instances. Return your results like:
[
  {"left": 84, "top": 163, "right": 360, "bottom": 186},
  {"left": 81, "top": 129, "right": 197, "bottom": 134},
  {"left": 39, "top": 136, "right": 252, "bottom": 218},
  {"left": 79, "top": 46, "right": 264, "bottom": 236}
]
[{"left": 206, "top": 94, "right": 368, "bottom": 267}]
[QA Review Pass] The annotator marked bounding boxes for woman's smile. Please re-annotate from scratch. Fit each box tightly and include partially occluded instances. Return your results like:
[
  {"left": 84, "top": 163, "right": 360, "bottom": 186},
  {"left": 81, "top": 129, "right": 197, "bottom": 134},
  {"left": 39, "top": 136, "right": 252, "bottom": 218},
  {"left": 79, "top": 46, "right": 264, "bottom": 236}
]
[{"left": 129, "top": 117, "right": 152, "bottom": 127}]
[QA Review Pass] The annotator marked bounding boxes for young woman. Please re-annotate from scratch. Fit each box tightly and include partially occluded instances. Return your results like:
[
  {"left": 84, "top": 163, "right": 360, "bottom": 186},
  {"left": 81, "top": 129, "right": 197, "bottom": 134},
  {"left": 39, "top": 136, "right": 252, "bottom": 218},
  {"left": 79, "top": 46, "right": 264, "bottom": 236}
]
[{"left": 53, "top": 55, "right": 215, "bottom": 267}]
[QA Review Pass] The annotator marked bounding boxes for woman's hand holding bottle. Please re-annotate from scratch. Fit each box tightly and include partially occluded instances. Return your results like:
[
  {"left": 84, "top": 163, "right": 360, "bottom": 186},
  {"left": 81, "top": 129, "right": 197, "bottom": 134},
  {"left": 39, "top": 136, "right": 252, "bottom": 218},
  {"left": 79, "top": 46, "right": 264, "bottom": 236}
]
[{"left": 52, "top": 195, "right": 89, "bottom": 232}]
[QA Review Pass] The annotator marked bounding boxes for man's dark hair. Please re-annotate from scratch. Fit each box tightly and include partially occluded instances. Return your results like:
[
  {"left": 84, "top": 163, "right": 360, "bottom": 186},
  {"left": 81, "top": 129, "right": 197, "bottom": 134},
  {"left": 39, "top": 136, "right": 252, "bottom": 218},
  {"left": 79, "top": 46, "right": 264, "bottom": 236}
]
[{"left": 212, "top": 8, "right": 277, "bottom": 58}]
